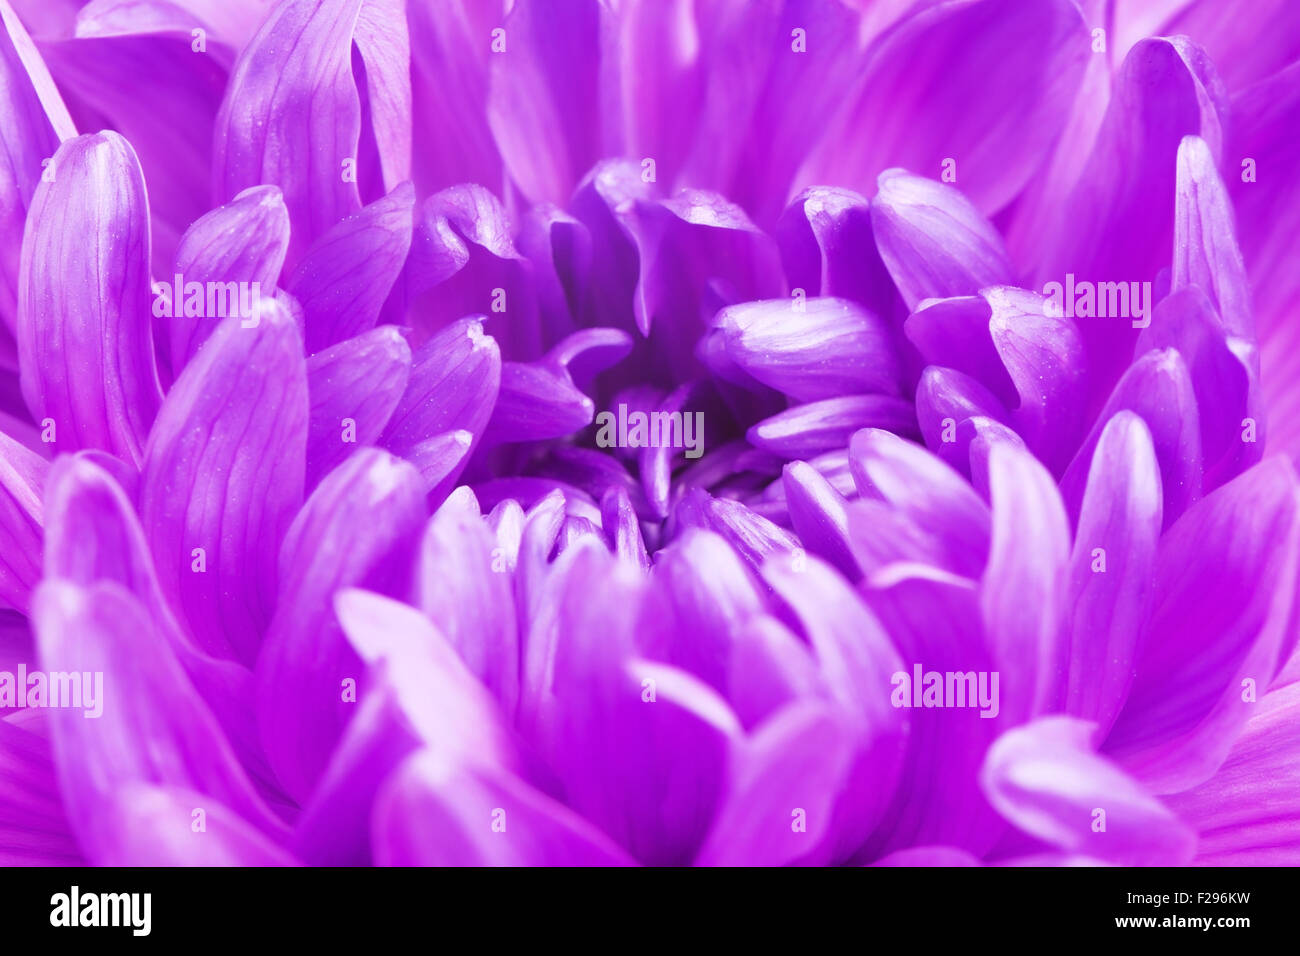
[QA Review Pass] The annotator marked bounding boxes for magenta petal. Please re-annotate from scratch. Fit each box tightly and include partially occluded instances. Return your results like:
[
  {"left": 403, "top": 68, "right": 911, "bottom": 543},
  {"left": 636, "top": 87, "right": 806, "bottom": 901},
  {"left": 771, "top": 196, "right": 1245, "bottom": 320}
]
[
  {"left": 214, "top": 0, "right": 393, "bottom": 266},
  {"left": 848, "top": 428, "right": 990, "bottom": 580},
  {"left": 696, "top": 700, "right": 858, "bottom": 867},
  {"left": 0, "top": 429, "right": 45, "bottom": 613},
  {"left": 1059, "top": 348, "right": 1203, "bottom": 529},
  {"left": 797, "top": 0, "right": 1089, "bottom": 214},
  {"left": 1105, "top": 459, "right": 1300, "bottom": 793},
  {"left": 1065, "top": 412, "right": 1162, "bottom": 739},
  {"left": 782, "top": 461, "right": 857, "bottom": 581},
  {"left": 748, "top": 395, "right": 918, "bottom": 460},
  {"left": 984, "top": 287, "right": 1086, "bottom": 475},
  {"left": 169, "top": 184, "right": 290, "bottom": 371},
  {"left": 141, "top": 303, "right": 307, "bottom": 663},
  {"left": 31, "top": 580, "right": 286, "bottom": 862},
  {"left": 305, "top": 326, "right": 411, "bottom": 485},
  {"left": 380, "top": 317, "right": 501, "bottom": 458},
  {"left": 289, "top": 181, "right": 415, "bottom": 354},
  {"left": 914, "top": 366, "right": 1010, "bottom": 455},
  {"left": 872, "top": 846, "right": 982, "bottom": 867},
  {"left": 373, "top": 750, "right": 633, "bottom": 867},
  {"left": 982, "top": 440, "right": 1071, "bottom": 719},
  {"left": 1166, "top": 681, "right": 1300, "bottom": 865},
  {"left": 483, "top": 360, "right": 594, "bottom": 445},
  {"left": 18, "top": 131, "right": 161, "bottom": 466},
  {"left": 982, "top": 717, "right": 1195, "bottom": 865},
  {"left": 716, "top": 297, "right": 901, "bottom": 402},
  {"left": 870, "top": 170, "right": 1013, "bottom": 311},
  {"left": 904, "top": 296, "right": 1018, "bottom": 409},
  {"left": 0, "top": 720, "right": 81, "bottom": 864},
  {"left": 0, "top": 2, "right": 75, "bottom": 331},
  {"left": 255, "top": 449, "right": 426, "bottom": 801},
  {"left": 351, "top": 0, "right": 411, "bottom": 191},
  {"left": 1172, "top": 134, "right": 1252, "bottom": 340},
  {"left": 414, "top": 494, "right": 519, "bottom": 719}
]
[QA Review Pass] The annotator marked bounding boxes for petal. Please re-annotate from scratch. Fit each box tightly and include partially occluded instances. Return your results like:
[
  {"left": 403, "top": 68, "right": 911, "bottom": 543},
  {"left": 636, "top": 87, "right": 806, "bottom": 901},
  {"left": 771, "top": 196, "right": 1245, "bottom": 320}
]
[
  {"left": 981, "top": 717, "right": 1196, "bottom": 865},
  {"left": 914, "top": 366, "right": 1010, "bottom": 455},
  {"left": 380, "top": 316, "right": 501, "bottom": 460},
  {"left": 487, "top": 0, "right": 600, "bottom": 206},
  {"left": 747, "top": 395, "right": 918, "bottom": 460},
  {"left": 715, "top": 297, "right": 901, "bottom": 402},
  {"left": 848, "top": 427, "right": 990, "bottom": 579},
  {"left": 305, "top": 325, "right": 411, "bottom": 485},
  {"left": 1037, "top": 36, "right": 1227, "bottom": 395},
  {"left": 1064, "top": 412, "right": 1162, "bottom": 739},
  {"left": 696, "top": 700, "right": 858, "bottom": 867},
  {"left": 0, "top": 1, "right": 75, "bottom": 331},
  {"left": 373, "top": 750, "right": 633, "bottom": 866},
  {"left": 797, "top": 0, "right": 1089, "bottom": 214},
  {"left": 31, "top": 579, "right": 285, "bottom": 862},
  {"left": 1173, "top": 134, "right": 1252, "bottom": 340},
  {"left": 18, "top": 131, "right": 161, "bottom": 466},
  {"left": 38, "top": 27, "right": 227, "bottom": 248},
  {"left": 168, "top": 184, "right": 290, "bottom": 371},
  {"left": 0, "top": 429, "right": 45, "bottom": 613},
  {"left": 870, "top": 170, "right": 1013, "bottom": 311},
  {"left": 1059, "top": 348, "right": 1202, "bottom": 528},
  {"left": 782, "top": 460, "right": 857, "bottom": 581},
  {"left": 860, "top": 566, "right": 1004, "bottom": 858},
  {"left": 483, "top": 360, "right": 594, "bottom": 445},
  {"left": 775, "top": 185, "right": 902, "bottom": 322},
  {"left": 904, "top": 296, "right": 1017, "bottom": 410},
  {"left": 982, "top": 440, "right": 1071, "bottom": 719},
  {"left": 984, "top": 287, "right": 1086, "bottom": 475},
  {"left": 413, "top": 494, "right": 519, "bottom": 719},
  {"left": 0, "top": 719, "right": 81, "bottom": 864},
  {"left": 215, "top": 0, "right": 407, "bottom": 265},
  {"left": 1105, "top": 459, "right": 1300, "bottom": 793},
  {"left": 288, "top": 181, "right": 415, "bottom": 354},
  {"left": 1166, "top": 681, "right": 1300, "bottom": 865},
  {"left": 140, "top": 302, "right": 308, "bottom": 662},
  {"left": 254, "top": 448, "right": 426, "bottom": 801}
]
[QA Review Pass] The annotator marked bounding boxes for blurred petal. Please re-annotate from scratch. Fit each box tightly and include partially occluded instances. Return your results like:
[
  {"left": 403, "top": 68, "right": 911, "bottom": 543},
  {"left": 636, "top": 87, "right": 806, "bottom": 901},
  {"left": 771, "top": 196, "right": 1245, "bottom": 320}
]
[
  {"left": 0, "top": 429, "right": 44, "bottom": 613},
  {"left": 982, "top": 717, "right": 1195, "bottom": 866}
]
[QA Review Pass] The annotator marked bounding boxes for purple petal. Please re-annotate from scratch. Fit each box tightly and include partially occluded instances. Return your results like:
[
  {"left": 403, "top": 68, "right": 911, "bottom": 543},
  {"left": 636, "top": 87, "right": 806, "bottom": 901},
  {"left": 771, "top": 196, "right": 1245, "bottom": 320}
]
[
  {"left": 797, "top": 0, "right": 1089, "bottom": 214},
  {"left": 982, "top": 717, "right": 1195, "bottom": 865},
  {"left": 1064, "top": 412, "right": 1162, "bottom": 739},
  {"left": 414, "top": 494, "right": 519, "bottom": 719},
  {"left": 373, "top": 750, "right": 633, "bottom": 866},
  {"left": 783, "top": 461, "right": 857, "bottom": 581},
  {"left": 305, "top": 325, "right": 411, "bottom": 485},
  {"left": 747, "top": 395, "right": 918, "bottom": 460},
  {"left": 1166, "top": 681, "right": 1300, "bottom": 865},
  {"left": 18, "top": 131, "right": 161, "bottom": 466},
  {"left": 168, "top": 184, "right": 290, "bottom": 371},
  {"left": 1105, "top": 458, "right": 1300, "bottom": 793},
  {"left": 982, "top": 440, "right": 1071, "bottom": 720},
  {"left": 0, "top": 719, "right": 81, "bottom": 864},
  {"left": 31, "top": 580, "right": 286, "bottom": 862},
  {"left": 255, "top": 448, "right": 426, "bottom": 800},
  {"left": 715, "top": 297, "right": 901, "bottom": 402},
  {"left": 870, "top": 170, "right": 1013, "bottom": 311},
  {"left": 140, "top": 302, "right": 307, "bottom": 662},
  {"left": 288, "top": 182, "right": 414, "bottom": 354},
  {"left": 0, "top": 429, "right": 45, "bottom": 613},
  {"left": 380, "top": 316, "right": 500, "bottom": 462},
  {"left": 0, "top": 1, "right": 75, "bottom": 331}
]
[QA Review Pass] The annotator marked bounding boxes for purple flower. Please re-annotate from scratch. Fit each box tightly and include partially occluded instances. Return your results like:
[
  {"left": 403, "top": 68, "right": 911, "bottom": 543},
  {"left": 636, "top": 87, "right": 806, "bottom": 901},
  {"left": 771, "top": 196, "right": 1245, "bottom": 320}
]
[{"left": 0, "top": 0, "right": 1297, "bottom": 867}]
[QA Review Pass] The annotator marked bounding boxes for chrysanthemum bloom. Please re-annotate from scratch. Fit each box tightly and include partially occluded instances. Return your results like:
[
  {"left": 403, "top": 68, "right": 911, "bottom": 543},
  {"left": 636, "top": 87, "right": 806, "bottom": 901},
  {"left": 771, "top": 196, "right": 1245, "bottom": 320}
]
[{"left": 0, "top": 0, "right": 1297, "bottom": 866}]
